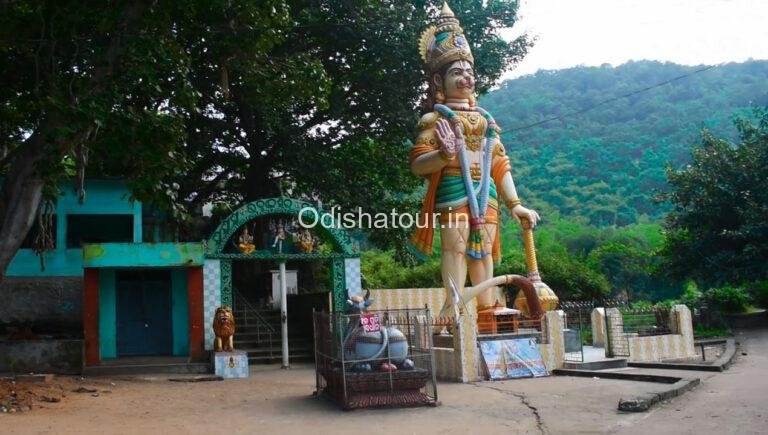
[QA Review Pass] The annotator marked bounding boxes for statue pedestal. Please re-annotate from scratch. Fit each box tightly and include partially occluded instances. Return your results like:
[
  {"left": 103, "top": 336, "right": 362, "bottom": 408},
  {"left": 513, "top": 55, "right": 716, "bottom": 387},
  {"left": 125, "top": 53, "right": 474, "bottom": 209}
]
[
  {"left": 477, "top": 306, "right": 521, "bottom": 335},
  {"left": 213, "top": 351, "right": 249, "bottom": 379}
]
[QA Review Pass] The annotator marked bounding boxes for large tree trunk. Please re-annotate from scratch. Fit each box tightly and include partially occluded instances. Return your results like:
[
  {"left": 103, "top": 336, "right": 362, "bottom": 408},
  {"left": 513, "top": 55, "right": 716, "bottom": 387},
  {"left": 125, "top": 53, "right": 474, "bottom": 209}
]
[
  {"left": 245, "top": 157, "right": 281, "bottom": 201},
  {"left": 0, "top": 132, "right": 47, "bottom": 283}
]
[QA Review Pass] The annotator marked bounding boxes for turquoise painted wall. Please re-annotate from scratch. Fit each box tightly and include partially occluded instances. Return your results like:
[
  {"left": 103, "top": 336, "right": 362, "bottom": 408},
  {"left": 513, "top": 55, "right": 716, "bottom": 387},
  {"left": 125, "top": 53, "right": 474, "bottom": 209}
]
[
  {"left": 9, "top": 249, "right": 87, "bottom": 277},
  {"left": 82, "top": 243, "right": 204, "bottom": 268},
  {"left": 7, "top": 180, "right": 142, "bottom": 277},
  {"left": 171, "top": 269, "right": 190, "bottom": 356},
  {"left": 99, "top": 269, "right": 117, "bottom": 359}
]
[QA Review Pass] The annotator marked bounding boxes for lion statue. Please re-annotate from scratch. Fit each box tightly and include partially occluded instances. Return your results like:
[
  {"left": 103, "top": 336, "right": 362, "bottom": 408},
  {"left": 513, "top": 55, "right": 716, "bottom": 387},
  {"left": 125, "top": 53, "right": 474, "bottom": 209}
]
[{"left": 212, "top": 306, "right": 236, "bottom": 352}]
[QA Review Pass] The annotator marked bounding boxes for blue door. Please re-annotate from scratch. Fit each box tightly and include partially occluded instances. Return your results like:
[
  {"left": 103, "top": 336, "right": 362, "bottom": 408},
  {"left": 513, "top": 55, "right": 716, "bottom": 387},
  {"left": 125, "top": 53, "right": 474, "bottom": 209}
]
[{"left": 116, "top": 270, "right": 172, "bottom": 356}]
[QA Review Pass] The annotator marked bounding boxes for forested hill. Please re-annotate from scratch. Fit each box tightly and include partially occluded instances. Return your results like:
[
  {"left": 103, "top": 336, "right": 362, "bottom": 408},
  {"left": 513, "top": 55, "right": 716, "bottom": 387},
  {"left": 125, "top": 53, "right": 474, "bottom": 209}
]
[{"left": 480, "top": 60, "right": 768, "bottom": 226}]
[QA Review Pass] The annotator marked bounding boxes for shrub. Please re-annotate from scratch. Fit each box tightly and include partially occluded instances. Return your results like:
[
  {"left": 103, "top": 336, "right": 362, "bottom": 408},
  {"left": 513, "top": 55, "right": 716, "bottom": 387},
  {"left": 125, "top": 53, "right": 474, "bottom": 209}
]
[
  {"left": 694, "top": 326, "right": 731, "bottom": 338},
  {"left": 680, "top": 280, "right": 703, "bottom": 309},
  {"left": 747, "top": 280, "right": 768, "bottom": 309},
  {"left": 629, "top": 300, "right": 654, "bottom": 311},
  {"left": 534, "top": 251, "right": 610, "bottom": 301},
  {"left": 361, "top": 250, "right": 442, "bottom": 289},
  {"left": 705, "top": 286, "right": 749, "bottom": 313},
  {"left": 654, "top": 299, "right": 679, "bottom": 309}
]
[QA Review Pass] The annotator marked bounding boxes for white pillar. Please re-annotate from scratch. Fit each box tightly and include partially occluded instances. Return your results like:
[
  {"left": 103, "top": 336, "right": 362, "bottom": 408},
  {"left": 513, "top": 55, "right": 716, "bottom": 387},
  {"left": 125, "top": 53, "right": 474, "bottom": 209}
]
[
  {"left": 591, "top": 308, "right": 606, "bottom": 347},
  {"left": 279, "top": 261, "right": 289, "bottom": 369}
]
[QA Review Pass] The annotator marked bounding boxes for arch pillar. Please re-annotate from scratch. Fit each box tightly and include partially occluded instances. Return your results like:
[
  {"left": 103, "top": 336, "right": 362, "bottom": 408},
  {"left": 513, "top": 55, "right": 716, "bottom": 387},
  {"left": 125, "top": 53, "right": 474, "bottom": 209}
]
[{"left": 220, "top": 259, "right": 233, "bottom": 308}]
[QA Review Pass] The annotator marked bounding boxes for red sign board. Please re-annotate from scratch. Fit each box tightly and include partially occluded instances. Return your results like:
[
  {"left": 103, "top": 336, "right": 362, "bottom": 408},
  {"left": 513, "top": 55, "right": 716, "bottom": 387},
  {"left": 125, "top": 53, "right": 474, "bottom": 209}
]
[{"left": 361, "top": 313, "right": 381, "bottom": 333}]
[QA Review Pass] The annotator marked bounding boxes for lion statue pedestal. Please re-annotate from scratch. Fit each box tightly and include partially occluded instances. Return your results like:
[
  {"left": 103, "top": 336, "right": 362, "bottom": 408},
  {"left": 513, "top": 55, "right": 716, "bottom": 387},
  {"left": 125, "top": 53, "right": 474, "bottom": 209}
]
[{"left": 212, "top": 350, "right": 249, "bottom": 379}]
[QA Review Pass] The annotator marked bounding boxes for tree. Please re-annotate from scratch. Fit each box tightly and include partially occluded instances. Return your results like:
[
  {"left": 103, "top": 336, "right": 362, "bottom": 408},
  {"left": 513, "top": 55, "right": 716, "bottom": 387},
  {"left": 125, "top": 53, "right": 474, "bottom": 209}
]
[
  {"left": 0, "top": 1, "right": 207, "bottom": 282},
  {"left": 587, "top": 241, "right": 652, "bottom": 300},
  {"left": 172, "top": 0, "right": 532, "bottom": 251},
  {"left": 0, "top": 1, "right": 532, "bottom": 281},
  {"left": 660, "top": 108, "right": 768, "bottom": 286}
]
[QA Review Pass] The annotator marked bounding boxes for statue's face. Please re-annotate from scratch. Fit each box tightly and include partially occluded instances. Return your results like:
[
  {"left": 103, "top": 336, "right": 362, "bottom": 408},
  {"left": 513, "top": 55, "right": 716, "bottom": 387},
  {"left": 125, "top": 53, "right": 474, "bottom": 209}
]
[{"left": 435, "top": 60, "right": 475, "bottom": 100}]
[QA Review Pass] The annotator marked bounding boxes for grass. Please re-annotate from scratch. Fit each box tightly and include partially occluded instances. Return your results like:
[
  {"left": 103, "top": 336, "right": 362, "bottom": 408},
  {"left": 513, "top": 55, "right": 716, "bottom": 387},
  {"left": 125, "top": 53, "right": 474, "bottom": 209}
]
[
  {"left": 622, "top": 313, "right": 658, "bottom": 333},
  {"left": 580, "top": 328, "right": 593, "bottom": 345},
  {"left": 694, "top": 326, "right": 731, "bottom": 338}
]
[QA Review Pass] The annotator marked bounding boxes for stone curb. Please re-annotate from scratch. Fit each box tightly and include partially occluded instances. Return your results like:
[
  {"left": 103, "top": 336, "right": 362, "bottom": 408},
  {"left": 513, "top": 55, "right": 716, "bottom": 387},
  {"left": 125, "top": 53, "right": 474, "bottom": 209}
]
[
  {"left": 617, "top": 377, "right": 700, "bottom": 412},
  {"left": 551, "top": 369, "right": 700, "bottom": 413},
  {"left": 626, "top": 338, "right": 736, "bottom": 372},
  {"left": 0, "top": 374, "right": 54, "bottom": 383},
  {"left": 552, "top": 368, "right": 681, "bottom": 384},
  {"left": 168, "top": 375, "right": 223, "bottom": 382}
]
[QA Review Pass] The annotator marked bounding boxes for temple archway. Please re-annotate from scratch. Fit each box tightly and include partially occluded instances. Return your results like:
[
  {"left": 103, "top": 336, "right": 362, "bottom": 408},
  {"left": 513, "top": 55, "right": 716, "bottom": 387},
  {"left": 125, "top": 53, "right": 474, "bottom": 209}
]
[{"left": 201, "top": 197, "right": 361, "bottom": 353}]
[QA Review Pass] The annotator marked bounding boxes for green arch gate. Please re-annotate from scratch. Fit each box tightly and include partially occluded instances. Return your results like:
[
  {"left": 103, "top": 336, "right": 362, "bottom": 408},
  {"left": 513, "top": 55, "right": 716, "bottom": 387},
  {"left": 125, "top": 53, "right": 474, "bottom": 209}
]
[{"left": 201, "top": 197, "right": 361, "bottom": 366}]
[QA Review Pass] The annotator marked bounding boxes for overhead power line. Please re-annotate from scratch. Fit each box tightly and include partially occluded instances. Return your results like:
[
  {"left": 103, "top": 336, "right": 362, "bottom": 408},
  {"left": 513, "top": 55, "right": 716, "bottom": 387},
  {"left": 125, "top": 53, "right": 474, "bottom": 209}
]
[{"left": 501, "top": 63, "right": 722, "bottom": 135}]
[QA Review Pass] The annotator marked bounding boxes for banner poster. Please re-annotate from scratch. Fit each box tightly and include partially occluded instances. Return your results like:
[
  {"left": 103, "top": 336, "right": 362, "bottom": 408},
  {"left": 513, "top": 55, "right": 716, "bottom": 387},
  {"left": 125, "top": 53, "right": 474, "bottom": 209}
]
[
  {"left": 479, "top": 338, "right": 549, "bottom": 380},
  {"left": 479, "top": 340, "right": 507, "bottom": 380}
]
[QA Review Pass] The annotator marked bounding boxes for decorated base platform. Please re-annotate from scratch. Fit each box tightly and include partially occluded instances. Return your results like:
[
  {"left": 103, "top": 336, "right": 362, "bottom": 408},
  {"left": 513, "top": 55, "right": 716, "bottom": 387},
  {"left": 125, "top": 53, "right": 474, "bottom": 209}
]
[
  {"left": 212, "top": 351, "right": 249, "bottom": 379},
  {"left": 366, "top": 288, "right": 567, "bottom": 381},
  {"left": 320, "top": 368, "right": 436, "bottom": 410},
  {"left": 477, "top": 306, "right": 521, "bottom": 334}
]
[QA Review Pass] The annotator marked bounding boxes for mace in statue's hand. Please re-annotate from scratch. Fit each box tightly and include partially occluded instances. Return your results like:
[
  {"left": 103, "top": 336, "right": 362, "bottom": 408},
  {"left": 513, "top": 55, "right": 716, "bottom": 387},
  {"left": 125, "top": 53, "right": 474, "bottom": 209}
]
[
  {"left": 512, "top": 204, "right": 541, "bottom": 228},
  {"left": 435, "top": 118, "right": 463, "bottom": 160}
]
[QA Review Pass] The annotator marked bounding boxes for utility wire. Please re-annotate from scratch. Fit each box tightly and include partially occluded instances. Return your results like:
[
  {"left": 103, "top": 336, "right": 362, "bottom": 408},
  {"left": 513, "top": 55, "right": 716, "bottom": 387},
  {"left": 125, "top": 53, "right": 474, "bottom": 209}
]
[{"left": 502, "top": 63, "right": 722, "bottom": 135}]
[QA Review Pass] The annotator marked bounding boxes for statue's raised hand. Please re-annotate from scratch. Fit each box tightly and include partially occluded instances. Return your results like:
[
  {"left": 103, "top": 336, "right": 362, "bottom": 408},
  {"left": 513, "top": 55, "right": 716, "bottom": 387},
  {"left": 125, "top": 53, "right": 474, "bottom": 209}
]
[{"left": 435, "top": 118, "right": 463, "bottom": 159}]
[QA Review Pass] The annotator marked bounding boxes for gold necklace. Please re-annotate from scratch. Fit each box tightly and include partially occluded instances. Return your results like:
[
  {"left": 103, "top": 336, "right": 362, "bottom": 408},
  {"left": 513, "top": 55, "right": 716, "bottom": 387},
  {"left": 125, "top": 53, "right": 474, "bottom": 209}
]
[
  {"left": 465, "top": 134, "right": 483, "bottom": 151},
  {"left": 458, "top": 112, "right": 483, "bottom": 151}
]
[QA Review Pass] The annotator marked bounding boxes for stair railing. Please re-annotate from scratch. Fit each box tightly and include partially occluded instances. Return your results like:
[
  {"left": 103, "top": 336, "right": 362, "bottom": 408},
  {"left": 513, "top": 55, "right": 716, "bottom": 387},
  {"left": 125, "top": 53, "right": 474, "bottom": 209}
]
[{"left": 233, "top": 287, "right": 276, "bottom": 360}]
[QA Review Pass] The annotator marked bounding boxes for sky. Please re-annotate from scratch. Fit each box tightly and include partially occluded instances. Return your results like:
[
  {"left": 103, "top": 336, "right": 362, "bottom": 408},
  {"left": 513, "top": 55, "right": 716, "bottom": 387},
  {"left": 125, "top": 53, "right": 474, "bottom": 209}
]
[{"left": 500, "top": 0, "right": 768, "bottom": 80}]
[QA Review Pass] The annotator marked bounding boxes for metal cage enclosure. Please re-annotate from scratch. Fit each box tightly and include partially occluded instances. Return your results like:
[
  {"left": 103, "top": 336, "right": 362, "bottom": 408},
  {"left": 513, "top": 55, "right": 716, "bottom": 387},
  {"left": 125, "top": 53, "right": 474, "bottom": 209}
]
[{"left": 313, "top": 308, "right": 438, "bottom": 409}]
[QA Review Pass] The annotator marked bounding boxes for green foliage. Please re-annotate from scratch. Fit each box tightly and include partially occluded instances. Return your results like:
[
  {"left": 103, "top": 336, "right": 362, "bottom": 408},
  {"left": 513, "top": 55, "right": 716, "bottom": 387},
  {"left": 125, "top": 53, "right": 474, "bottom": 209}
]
[
  {"left": 587, "top": 241, "right": 650, "bottom": 299},
  {"left": 705, "top": 286, "right": 750, "bottom": 313},
  {"left": 173, "top": 0, "right": 532, "bottom": 252},
  {"left": 480, "top": 60, "right": 768, "bottom": 226},
  {"left": 0, "top": 1, "right": 532, "bottom": 279},
  {"left": 653, "top": 299, "right": 678, "bottom": 309},
  {"left": 661, "top": 108, "right": 768, "bottom": 285},
  {"left": 747, "top": 280, "right": 768, "bottom": 308},
  {"left": 628, "top": 300, "right": 654, "bottom": 311},
  {"left": 0, "top": 1, "right": 201, "bottom": 209},
  {"left": 361, "top": 250, "right": 442, "bottom": 289},
  {"left": 681, "top": 281, "right": 703, "bottom": 305},
  {"left": 363, "top": 216, "right": 613, "bottom": 300},
  {"left": 580, "top": 329, "right": 593, "bottom": 346},
  {"left": 363, "top": 243, "right": 610, "bottom": 301},
  {"left": 693, "top": 326, "right": 731, "bottom": 338},
  {"left": 512, "top": 214, "right": 682, "bottom": 301},
  {"left": 535, "top": 251, "right": 610, "bottom": 301},
  {"left": 360, "top": 211, "right": 696, "bottom": 304}
]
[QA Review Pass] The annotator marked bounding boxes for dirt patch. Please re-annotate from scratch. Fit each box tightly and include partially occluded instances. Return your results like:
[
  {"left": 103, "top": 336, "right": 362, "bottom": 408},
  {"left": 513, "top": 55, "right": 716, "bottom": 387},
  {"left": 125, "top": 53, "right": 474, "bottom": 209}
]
[
  {"left": 0, "top": 378, "right": 65, "bottom": 413},
  {"left": 0, "top": 376, "right": 110, "bottom": 414}
]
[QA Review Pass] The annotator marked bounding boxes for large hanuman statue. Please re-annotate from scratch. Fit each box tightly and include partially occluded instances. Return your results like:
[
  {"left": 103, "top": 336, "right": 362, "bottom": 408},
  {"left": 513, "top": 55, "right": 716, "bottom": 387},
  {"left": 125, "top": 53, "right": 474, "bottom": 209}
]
[{"left": 409, "top": 3, "right": 540, "bottom": 314}]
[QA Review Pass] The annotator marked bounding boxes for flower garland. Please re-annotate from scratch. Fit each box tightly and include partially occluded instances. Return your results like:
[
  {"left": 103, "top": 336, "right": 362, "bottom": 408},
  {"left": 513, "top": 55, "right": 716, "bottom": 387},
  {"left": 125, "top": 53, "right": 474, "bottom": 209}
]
[{"left": 433, "top": 103, "right": 498, "bottom": 259}]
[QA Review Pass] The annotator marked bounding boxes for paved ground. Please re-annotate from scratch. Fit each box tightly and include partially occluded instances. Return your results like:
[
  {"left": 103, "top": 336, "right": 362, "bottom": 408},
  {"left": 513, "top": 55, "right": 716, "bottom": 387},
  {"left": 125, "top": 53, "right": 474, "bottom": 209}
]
[
  {"left": 2, "top": 329, "right": 766, "bottom": 434},
  {"left": 613, "top": 328, "right": 768, "bottom": 435}
]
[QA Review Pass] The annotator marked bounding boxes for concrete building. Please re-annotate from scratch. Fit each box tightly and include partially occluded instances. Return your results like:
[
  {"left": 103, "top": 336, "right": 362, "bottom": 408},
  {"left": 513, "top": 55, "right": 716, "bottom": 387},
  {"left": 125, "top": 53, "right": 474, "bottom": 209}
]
[{"left": 0, "top": 180, "right": 205, "bottom": 373}]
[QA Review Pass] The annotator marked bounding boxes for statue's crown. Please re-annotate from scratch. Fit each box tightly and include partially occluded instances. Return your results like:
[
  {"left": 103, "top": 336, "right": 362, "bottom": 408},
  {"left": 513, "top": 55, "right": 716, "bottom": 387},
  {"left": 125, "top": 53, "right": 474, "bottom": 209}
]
[{"left": 419, "top": 2, "right": 474, "bottom": 74}]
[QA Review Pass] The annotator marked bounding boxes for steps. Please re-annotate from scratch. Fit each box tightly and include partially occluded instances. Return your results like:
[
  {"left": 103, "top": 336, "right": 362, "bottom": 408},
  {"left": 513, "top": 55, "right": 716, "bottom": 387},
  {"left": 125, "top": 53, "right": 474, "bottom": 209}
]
[
  {"left": 562, "top": 358, "right": 628, "bottom": 370},
  {"left": 232, "top": 307, "right": 314, "bottom": 364},
  {"left": 83, "top": 357, "right": 210, "bottom": 376}
]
